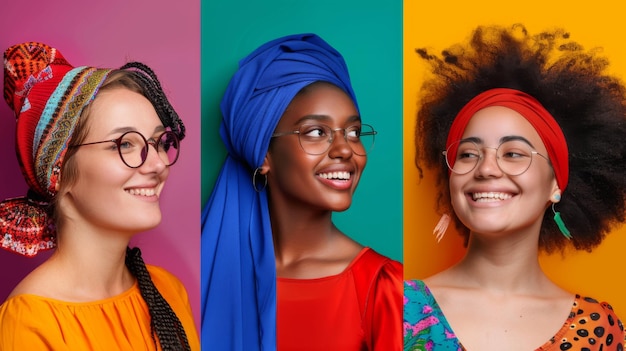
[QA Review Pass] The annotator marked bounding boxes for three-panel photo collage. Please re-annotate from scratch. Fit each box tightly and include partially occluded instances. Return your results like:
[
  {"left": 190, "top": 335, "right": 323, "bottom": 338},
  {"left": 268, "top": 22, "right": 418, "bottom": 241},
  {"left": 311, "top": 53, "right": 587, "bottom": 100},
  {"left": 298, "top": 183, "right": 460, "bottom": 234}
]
[{"left": 1, "top": 0, "right": 625, "bottom": 350}]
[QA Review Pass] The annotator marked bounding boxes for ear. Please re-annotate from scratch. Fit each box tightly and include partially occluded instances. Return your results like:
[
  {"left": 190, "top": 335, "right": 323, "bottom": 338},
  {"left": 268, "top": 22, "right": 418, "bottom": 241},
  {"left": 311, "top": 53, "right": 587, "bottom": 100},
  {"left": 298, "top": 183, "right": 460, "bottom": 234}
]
[
  {"left": 259, "top": 153, "right": 271, "bottom": 175},
  {"left": 550, "top": 188, "right": 562, "bottom": 203},
  {"left": 54, "top": 175, "right": 61, "bottom": 192}
]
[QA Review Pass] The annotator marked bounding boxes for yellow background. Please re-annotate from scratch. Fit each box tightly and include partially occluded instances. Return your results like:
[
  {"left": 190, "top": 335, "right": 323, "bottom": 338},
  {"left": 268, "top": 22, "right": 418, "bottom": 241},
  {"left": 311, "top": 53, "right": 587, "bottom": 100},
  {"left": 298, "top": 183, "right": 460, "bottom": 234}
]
[{"left": 404, "top": 0, "right": 626, "bottom": 315}]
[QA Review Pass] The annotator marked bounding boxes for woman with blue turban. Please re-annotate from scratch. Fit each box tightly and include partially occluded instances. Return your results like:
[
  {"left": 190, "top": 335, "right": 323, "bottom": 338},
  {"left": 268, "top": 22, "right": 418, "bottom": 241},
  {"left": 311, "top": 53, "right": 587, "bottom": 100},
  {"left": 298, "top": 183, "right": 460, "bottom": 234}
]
[{"left": 201, "top": 33, "right": 402, "bottom": 350}]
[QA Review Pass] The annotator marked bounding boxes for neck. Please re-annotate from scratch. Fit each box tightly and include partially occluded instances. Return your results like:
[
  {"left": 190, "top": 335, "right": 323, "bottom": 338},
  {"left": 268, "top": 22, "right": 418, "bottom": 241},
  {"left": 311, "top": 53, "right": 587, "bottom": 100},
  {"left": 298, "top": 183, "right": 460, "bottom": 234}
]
[
  {"left": 453, "top": 227, "right": 549, "bottom": 293},
  {"left": 270, "top": 201, "right": 336, "bottom": 261},
  {"left": 48, "top": 221, "right": 136, "bottom": 301}
]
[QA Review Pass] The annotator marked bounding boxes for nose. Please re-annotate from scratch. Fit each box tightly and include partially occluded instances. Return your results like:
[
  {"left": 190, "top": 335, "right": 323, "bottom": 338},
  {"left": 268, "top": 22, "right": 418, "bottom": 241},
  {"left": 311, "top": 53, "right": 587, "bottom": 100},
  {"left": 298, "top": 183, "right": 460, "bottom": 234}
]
[
  {"left": 327, "top": 128, "right": 353, "bottom": 159},
  {"left": 140, "top": 142, "right": 168, "bottom": 174},
  {"left": 474, "top": 147, "right": 502, "bottom": 178}
]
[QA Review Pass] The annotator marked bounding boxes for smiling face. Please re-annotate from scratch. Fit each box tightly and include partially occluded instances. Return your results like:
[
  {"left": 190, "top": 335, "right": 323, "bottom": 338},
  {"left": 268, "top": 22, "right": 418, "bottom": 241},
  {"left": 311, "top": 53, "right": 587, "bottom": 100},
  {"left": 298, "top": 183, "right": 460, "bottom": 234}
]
[
  {"left": 449, "top": 106, "right": 559, "bottom": 237},
  {"left": 58, "top": 87, "right": 169, "bottom": 235},
  {"left": 263, "top": 82, "right": 366, "bottom": 213}
]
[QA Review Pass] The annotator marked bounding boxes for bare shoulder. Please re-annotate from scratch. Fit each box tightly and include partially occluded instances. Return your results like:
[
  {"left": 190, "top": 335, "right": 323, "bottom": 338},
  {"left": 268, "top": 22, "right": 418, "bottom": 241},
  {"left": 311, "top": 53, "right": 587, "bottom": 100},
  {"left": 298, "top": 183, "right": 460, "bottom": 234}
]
[
  {"left": 336, "top": 232, "right": 365, "bottom": 261},
  {"left": 422, "top": 268, "right": 461, "bottom": 292},
  {"left": 7, "top": 264, "right": 55, "bottom": 299}
]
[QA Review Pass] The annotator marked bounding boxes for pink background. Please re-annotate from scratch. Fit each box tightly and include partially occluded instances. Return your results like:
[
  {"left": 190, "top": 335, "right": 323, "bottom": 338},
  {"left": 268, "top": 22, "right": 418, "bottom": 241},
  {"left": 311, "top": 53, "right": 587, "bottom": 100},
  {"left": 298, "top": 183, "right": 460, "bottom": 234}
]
[{"left": 0, "top": 0, "right": 200, "bottom": 328}]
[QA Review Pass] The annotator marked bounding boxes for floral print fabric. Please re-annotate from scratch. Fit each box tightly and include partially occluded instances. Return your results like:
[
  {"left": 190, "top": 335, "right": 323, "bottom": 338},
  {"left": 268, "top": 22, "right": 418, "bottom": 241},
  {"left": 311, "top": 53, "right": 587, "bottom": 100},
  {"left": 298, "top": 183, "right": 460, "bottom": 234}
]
[{"left": 404, "top": 279, "right": 462, "bottom": 351}]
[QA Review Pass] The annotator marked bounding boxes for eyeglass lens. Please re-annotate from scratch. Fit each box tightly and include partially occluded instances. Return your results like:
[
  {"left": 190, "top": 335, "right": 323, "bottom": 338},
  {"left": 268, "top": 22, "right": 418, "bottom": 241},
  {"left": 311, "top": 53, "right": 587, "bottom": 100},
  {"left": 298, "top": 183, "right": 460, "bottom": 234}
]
[
  {"left": 118, "top": 131, "right": 180, "bottom": 168},
  {"left": 444, "top": 140, "right": 535, "bottom": 175},
  {"left": 297, "top": 124, "right": 375, "bottom": 156}
]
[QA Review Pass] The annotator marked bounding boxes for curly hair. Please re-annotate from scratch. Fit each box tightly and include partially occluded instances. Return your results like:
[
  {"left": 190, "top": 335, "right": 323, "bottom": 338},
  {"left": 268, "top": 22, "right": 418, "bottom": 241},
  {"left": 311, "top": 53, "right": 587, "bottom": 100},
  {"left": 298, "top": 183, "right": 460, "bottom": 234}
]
[{"left": 415, "top": 24, "right": 626, "bottom": 253}]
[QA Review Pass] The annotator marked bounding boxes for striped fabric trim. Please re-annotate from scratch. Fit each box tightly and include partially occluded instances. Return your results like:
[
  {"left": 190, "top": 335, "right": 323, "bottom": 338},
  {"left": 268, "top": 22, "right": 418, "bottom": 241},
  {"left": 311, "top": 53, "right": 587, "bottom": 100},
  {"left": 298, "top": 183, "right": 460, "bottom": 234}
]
[{"left": 33, "top": 67, "right": 111, "bottom": 195}]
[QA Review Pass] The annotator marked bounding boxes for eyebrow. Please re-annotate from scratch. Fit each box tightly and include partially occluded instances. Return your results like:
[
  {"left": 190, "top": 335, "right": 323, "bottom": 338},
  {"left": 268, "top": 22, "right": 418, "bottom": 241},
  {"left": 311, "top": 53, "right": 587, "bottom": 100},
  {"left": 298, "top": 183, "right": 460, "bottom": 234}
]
[
  {"left": 294, "top": 114, "right": 361, "bottom": 125},
  {"left": 107, "top": 125, "right": 166, "bottom": 137},
  {"left": 460, "top": 135, "right": 536, "bottom": 148}
]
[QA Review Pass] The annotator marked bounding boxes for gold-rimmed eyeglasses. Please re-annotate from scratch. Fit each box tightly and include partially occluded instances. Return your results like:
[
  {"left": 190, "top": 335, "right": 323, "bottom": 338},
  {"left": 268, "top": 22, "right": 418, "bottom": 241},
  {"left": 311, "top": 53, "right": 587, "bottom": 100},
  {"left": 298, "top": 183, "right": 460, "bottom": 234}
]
[
  {"left": 271, "top": 123, "right": 377, "bottom": 156},
  {"left": 443, "top": 139, "right": 549, "bottom": 175}
]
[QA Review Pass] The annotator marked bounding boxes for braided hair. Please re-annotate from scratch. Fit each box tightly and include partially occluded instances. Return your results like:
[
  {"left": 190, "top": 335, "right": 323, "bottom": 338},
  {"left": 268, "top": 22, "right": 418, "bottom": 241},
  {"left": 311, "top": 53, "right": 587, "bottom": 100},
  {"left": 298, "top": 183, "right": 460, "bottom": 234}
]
[
  {"left": 117, "top": 62, "right": 185, "bottom": 141},
  {"left": 126, "top": 247, "right": 191, "bottom": 350},
  {"left": 415, "top": 24, "right": 626, "bottom": 253}
]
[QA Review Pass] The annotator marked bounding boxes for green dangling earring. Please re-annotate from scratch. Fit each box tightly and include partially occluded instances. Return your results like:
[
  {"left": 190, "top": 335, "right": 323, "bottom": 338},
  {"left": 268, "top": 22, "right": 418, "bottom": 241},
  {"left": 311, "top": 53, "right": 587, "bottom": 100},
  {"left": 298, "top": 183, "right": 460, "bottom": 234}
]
[{"left": 552, "top": 194, "right": 571, "bottom": 239}]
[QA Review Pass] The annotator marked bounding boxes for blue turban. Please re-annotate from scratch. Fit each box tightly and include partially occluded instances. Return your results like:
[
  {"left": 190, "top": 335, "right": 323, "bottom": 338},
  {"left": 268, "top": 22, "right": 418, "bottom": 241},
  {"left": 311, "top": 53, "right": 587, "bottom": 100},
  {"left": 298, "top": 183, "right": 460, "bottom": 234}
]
[{"left": 200, "top": 33, "right": 358, "bottom": 350}]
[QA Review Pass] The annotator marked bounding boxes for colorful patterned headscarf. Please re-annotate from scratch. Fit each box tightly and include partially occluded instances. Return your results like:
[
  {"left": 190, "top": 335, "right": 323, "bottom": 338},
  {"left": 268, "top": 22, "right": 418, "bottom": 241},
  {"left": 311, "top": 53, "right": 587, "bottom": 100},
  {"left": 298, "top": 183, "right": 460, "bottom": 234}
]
[
  {"left": 1, "top": 42, "right": 184, "bottom": 257},
  {"left": 1, "top": 42, "right": 113, "bottom": 256},
  {"left": 200, "top": 33, "right": 358, "bottom": 350}
]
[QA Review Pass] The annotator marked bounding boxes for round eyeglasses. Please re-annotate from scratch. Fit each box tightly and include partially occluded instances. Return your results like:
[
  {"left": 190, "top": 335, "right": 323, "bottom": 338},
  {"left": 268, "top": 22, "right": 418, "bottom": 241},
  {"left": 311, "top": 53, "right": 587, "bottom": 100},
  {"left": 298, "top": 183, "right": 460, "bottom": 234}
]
[
  {"left": 72, "top": 130, "right": 180, "bottom": 168},
  {"left": 271, "top": 124, "right": 377, "bottom": 156},
  {"left": 443, "top": 139, "right": 550, "bottom": 176}
]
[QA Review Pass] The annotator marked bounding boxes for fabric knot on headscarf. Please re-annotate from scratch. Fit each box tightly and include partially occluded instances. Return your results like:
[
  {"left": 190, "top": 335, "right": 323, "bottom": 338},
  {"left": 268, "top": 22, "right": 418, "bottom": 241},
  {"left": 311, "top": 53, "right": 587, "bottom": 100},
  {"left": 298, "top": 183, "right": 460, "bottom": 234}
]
[{"left": 201, "top": 33, "right": 357, "bottom": 350}]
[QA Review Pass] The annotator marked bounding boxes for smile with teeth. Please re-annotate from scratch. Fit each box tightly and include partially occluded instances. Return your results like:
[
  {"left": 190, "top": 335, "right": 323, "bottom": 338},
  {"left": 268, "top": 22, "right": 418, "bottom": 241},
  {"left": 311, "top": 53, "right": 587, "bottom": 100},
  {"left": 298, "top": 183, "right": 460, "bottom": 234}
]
[
  {"left": 318, "top": 171, "right": 351, "bottom": 180},
  {"left": 126, "top": 188, "right": 158, "bottom": 196},
  {"left": 472, "top": 192, "right": 512, "bottom": 202}
]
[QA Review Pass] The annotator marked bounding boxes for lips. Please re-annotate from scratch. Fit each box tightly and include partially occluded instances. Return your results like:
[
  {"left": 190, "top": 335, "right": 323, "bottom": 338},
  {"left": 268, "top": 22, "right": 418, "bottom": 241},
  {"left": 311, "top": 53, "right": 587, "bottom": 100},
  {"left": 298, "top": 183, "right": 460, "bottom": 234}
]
[
  {"left": 316, "top": 168, "right": 355, "bottom": 191},
  {"left": 472, "top": 192, "right": 513, "bottom": 202}
]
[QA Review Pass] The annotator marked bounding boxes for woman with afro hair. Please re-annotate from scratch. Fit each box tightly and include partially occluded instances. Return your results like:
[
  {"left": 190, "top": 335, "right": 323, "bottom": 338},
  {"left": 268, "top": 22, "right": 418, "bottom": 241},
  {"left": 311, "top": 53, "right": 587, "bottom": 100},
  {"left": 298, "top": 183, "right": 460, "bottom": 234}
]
[{"left": 403, "top": 24, "right": 626, "bottom": 351}]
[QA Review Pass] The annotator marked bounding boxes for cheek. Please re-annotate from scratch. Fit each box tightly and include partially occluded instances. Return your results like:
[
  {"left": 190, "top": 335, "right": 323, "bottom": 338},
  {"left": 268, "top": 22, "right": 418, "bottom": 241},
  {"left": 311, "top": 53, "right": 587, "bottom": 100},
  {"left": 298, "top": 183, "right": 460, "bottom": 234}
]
[
  {"left": 269, "top": 141, "right": 306, "bottom": 172},
  {"left": 523, "top": 165, "right": 555, "bottom": 192},
  {"left": 161, "top": 167, "right": 170, "bottom": 181},
  {"left": 448, "top": 175, "right": 463, "bottom": 197},
  {"left": 448, "top": 175, "right": 467, "bottom": 212},
  {"left": 267, "top": 147, "right": 319, "bottom": 191},
  {"left": 72, "top": 159, "right": 129, "bottom": 193},
  {"left": 356, "top": 154, "right": 367, "bottom": 171}
]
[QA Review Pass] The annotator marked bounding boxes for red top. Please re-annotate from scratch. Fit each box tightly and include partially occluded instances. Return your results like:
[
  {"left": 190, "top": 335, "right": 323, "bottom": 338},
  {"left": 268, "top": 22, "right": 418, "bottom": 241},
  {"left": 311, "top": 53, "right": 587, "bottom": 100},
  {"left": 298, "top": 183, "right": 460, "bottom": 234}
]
[{"left": 277, "top": 247, "right": 403, "bottom": 350}]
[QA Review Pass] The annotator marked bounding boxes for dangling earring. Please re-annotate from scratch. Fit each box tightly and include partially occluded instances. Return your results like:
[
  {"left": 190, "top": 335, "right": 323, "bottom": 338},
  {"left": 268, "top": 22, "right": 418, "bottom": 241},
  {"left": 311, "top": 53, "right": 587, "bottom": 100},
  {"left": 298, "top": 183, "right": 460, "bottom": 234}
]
[
  {"left": 551, "top": 193, "right": 571, "bottom": 239},
  {"left": 433, "top": 213, "right": 450, "bottom": 243},
  {"left": 252, "top": 168, "right": 267, "bottom": 192}
]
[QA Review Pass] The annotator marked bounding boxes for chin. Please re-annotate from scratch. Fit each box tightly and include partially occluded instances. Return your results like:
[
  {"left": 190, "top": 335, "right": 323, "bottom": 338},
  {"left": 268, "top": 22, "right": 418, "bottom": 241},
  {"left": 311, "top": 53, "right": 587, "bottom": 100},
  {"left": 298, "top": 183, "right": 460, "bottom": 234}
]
[
  {"left": 128, "top": 216, "right": 162, "bottom": 232},
  {"left": 328, "top": 201, "right": 353, "bottom": 212}
]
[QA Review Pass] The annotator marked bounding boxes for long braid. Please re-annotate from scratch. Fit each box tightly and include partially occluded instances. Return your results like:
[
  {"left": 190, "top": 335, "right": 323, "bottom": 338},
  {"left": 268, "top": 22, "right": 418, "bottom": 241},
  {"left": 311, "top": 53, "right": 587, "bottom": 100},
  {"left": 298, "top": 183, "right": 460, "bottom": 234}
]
[
  {"left": 117, "top": 62, "right": 190, "bottom": 349},
  {"left": 119, "top": 62, "right": 186, "bottom": 141},
  {"left": 126, "top": 247, "right": 191, "bottom": 351}
]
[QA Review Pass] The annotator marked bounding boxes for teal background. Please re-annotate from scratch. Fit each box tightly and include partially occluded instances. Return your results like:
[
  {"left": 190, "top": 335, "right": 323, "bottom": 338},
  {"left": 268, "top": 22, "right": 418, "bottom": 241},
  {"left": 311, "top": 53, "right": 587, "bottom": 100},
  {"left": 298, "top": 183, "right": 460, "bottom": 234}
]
[{"left": 201, "top": 0, "right": 403, "bottom": 262}]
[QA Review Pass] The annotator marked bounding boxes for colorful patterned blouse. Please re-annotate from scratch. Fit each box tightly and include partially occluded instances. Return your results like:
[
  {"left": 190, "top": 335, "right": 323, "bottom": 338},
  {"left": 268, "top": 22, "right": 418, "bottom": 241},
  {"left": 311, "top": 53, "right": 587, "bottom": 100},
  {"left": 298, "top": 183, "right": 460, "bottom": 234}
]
[{"left": 404, "top": 279, "right": 625, "bottom": 351}]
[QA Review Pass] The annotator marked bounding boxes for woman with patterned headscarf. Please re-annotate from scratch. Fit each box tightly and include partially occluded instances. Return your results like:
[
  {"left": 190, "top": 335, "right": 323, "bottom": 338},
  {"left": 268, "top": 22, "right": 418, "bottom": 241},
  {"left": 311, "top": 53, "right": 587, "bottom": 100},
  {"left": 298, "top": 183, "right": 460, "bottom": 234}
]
[
  {"left": 201, "top": 33, "right": 402, "bottom": 350},
  {"left": 0, "top": 42, "right": 199, "bottom": 350}
]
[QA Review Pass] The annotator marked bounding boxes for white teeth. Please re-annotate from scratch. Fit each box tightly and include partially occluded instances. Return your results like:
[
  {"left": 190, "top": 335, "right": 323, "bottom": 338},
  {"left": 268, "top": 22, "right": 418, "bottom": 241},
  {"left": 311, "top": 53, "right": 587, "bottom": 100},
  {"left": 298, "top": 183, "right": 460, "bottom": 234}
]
[
  {"left": 472, "top": 192, "right": 512, "bottom": 202},
  {"left": 318, "top": 171, "right": 351, "bottom": 180},
  {"left": 126, "top": 188, "right": 157, "bottom": 196}
]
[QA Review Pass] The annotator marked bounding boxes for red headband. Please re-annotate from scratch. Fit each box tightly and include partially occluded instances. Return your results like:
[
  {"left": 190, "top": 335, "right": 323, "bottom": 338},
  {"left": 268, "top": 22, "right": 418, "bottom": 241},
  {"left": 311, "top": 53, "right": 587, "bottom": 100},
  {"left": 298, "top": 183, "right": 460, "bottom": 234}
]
[{"left": 446, "top": 88, "right": 569, "bottom": 190}]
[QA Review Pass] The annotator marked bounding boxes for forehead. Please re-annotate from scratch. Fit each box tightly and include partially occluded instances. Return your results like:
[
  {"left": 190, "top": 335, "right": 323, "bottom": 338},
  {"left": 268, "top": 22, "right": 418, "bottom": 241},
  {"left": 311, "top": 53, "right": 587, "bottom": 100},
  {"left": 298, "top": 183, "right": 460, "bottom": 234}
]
[
  {"left": 85, "top": 88, "right": 162, "bottom": 135},
  {"left": 277, "top": 82, "right": 358, "bottom": 127},
  {"left": 462, "top": 106, "right": 545, "bottom": 147}
]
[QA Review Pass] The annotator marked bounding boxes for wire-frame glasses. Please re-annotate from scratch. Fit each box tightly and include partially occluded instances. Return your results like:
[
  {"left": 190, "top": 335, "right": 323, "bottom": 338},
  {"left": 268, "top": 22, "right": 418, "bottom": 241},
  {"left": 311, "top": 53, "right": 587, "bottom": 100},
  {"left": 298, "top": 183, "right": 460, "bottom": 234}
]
[
  {"left": 271, "top": 123, "right": 376, "bottom": 156},
  {"left": 443, "top": 139, "right": 549, "bottom": 175},
  {"left": 72, "top": 130, "right": 180, "bottom": 168}
]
